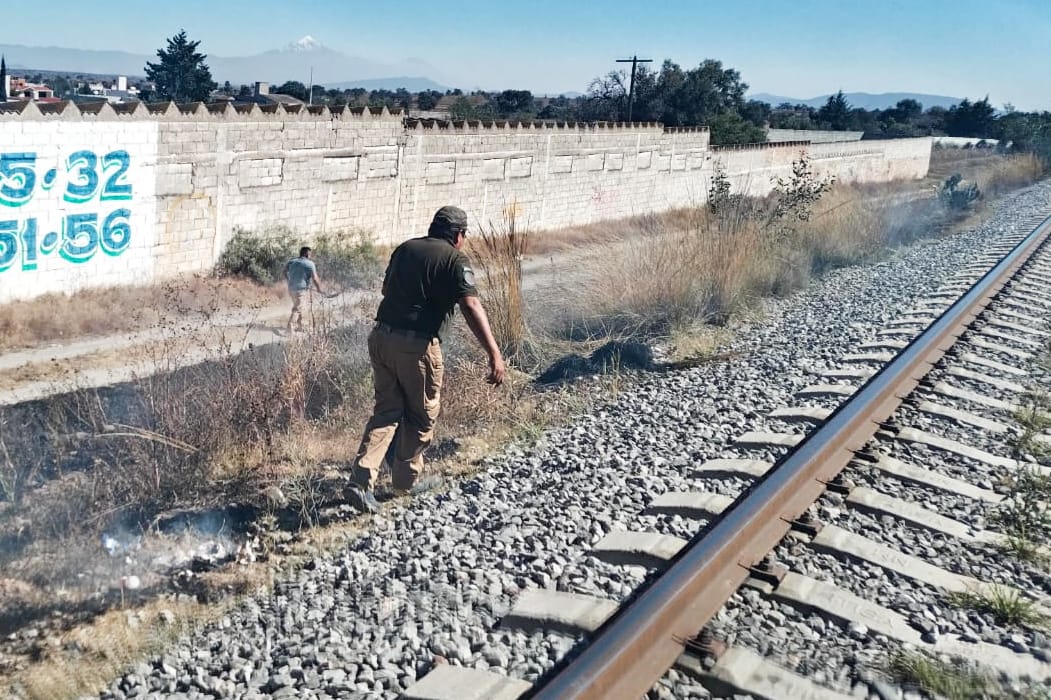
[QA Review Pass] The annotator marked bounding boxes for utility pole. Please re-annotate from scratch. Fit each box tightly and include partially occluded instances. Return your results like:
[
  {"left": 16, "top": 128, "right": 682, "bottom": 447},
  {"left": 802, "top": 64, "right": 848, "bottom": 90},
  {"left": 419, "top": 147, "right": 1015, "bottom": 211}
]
[{"left": 616, "top": 55, "right": 652, "bottom": 122}]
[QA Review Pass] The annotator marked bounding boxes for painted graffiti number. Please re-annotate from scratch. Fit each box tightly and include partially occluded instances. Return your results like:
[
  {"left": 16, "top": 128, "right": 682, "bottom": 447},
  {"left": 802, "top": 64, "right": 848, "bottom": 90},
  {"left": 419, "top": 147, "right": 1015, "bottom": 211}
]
[
  {"left": 64, "top": 149, "right": 133, "bottom": 203},
  {"left": 101, "top": 208, "right": 132, "bottom": 255},
  {"left": 0, "top": 153, "right": 37, "bottom": 207},
  {"left": 59, "top": 209, "right": 132, "bottom": 262},
  {"left": 62, "top": 212, "right": 99, "bottom": 263},
  {"left": 64, "top": 150, "right": 100, "bottom": 204},
  {"left": 0, "top": 220, "right": 16, "bottom": 271},
  {"left": 0, "top": 148, "right": 136, "bottom": 272},
  {"left": 101, "top": 151, "right": 132, "bottom": 200}
]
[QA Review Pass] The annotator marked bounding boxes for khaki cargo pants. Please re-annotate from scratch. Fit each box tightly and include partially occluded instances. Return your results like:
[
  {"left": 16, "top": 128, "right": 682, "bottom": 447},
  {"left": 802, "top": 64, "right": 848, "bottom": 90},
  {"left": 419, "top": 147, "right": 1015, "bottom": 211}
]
[{"left": 351, "top": 326, "right": 443, "bottom": 491}]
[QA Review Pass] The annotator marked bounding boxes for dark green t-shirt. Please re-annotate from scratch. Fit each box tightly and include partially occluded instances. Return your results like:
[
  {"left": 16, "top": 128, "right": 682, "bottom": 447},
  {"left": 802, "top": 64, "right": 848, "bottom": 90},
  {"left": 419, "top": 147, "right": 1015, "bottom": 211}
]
[{"left": 376, "top": 236, "right": 479, "bottom": 339}]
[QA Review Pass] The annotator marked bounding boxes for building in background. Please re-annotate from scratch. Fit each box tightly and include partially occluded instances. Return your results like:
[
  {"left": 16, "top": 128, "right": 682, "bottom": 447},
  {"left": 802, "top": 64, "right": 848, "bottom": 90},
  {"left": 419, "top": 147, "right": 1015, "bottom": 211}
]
[
  {"left": 233, "top": 82, "right": 305, "bottom": 107},
  {"left": 84, "top": 75, "right": 141, "bottom": 103},
  {"left": 6, "top": 76, "right": 58, "bottom": 103}
]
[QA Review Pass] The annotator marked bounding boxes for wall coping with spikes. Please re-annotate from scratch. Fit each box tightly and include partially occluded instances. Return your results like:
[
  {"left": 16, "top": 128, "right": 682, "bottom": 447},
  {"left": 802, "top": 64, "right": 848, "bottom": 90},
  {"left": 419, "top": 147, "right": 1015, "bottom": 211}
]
[
  {"left": 0, "top": 100, "right": 712, "bottom": 134},
  {"left": 710, "top": 140, "right": 812, "bottom": 152},
  {"left": 0, "top": 100, "right": 408, "bottom": 122}
]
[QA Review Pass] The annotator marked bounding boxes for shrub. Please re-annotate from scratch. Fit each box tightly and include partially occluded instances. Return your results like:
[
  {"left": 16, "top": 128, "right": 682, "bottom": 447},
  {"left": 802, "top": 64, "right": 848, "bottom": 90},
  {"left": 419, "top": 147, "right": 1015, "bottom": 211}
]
[
  {"left": 214, "top": 227, "right": 297, "bottom": 284},
  {"left": 310, "top": 231, "right": 383, "bottom": 292},
  {"left": 215, "top": 227, "right": 382, "bottom": 291},
  {"left": 770, "top": 154, "right": 835, "bottom": 226},
  {"left": 938, "top": 173, "right": 982, "bottom": 211}
]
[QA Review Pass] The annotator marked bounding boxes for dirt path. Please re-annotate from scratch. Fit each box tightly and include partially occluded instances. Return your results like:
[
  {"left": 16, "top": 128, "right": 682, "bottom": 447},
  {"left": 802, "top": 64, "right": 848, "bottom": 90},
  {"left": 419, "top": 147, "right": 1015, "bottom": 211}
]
[{"left": 0, "top": 292, "right": 368, "bottom": 406}]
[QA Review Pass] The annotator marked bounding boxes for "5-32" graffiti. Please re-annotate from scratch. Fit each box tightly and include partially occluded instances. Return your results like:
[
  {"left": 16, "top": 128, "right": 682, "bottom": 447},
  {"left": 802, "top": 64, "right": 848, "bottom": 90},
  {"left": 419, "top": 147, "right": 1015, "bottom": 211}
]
[{"left": 0, "top": 151, "right": 132, "bottom": 208}]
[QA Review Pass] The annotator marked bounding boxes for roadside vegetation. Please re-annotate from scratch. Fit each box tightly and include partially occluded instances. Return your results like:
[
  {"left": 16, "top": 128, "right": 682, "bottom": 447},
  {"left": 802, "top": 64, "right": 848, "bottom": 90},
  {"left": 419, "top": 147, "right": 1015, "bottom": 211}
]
[
  {"left": 0, "top": 149, "right": 1046, "bottom": 698},
  {"left": 887, "top": 651, "right": 1004, "bottom": 700}
]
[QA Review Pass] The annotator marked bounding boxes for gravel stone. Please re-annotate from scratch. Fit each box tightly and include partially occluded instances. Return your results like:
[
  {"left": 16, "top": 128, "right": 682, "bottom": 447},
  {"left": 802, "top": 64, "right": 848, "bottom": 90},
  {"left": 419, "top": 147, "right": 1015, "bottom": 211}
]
[{"left": 97, "top": 183, "right": 1051, "bottom": 699}]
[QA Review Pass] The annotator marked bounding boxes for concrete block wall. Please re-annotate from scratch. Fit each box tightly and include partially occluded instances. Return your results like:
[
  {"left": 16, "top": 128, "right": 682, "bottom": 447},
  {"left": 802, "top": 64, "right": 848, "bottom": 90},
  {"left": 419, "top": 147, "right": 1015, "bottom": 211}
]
[
  {"left": 715, "top": 139, "right": 932, "bottom": 197},
  {"left": 397, "top": 126, "right": 716, "bottom": 235},
  {"left": 0, "top": 102, "right": 932, "bottom": 303}
]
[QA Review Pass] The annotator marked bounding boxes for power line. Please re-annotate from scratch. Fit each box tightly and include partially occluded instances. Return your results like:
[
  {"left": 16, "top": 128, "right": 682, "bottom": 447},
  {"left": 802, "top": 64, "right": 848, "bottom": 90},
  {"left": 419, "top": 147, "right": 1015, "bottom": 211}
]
[{"left": 615, "top": 55, "right": 652, "bottom": 122}]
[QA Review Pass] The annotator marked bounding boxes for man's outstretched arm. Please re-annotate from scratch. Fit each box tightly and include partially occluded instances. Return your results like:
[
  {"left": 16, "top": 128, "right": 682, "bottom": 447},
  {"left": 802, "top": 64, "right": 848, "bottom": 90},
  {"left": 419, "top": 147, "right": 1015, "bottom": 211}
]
[{"left": 457, "top": 296, "right": 507, "bottom": 385}]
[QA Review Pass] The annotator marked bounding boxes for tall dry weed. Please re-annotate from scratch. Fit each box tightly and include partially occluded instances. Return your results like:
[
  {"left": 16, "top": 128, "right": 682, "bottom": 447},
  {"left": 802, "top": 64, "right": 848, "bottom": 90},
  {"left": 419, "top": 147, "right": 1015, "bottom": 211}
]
[
  {"left": 978, "top": 153, "right": 1046, "bottom": 197},
  {"left": 801, "top": 189, "right": 890, "bottom": 271},
  {"left": 566, "top": 210, "right": 767, "bottom": 337},
  {"left": 466, "top": 209, "right": 531, "bottom": 363}
]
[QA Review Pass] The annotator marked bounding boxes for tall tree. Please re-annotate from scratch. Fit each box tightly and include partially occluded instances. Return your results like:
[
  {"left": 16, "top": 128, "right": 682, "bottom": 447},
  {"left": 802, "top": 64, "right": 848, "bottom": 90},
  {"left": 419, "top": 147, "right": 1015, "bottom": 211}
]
[
  {"left": 944, "top": 97, "right": 997, "bottom": 137},
  {"left": 494, "top": 89, "right": 535, "bottom": 119},
  {"left": 817, "top": 91, "right": 852, "bottom": 130},
  {"left": 0, "top": 56, "right": 7, "bottom": 101},
  {"left": 416, "top": 89, "right": 442, "bottom": 111},
  {"left": 274, "top": 81, "right": 308, "bottom": 100},
  {"left": 144, "top": 30, "right": 217, "bottom": 103},
  {"left": 581, "top": 70, "right": 627, "bottom": 121}
]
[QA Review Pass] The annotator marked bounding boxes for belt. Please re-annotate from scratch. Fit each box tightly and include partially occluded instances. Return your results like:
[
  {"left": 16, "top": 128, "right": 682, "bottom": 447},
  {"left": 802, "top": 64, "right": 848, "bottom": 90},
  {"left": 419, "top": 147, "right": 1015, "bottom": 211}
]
[{"left": 373, "top": 322, "right": 434, "bottom": 340}]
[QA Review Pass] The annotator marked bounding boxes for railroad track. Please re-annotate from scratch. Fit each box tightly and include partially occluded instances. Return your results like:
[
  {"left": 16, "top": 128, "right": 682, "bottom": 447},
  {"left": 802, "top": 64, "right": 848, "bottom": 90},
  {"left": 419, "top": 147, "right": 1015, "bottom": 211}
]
[
  {"left": 402, "top": 213, "right": 1051, "bottom": 700},
  {"left": 81, "top": 191, "right": 1051, "bottom": 700}
]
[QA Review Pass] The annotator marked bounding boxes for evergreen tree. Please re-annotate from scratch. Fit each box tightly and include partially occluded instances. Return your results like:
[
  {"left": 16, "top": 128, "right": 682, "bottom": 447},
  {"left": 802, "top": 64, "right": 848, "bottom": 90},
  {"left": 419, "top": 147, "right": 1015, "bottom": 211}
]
[
  {"left": 944, "top": 97, "right": 997, "bottom": 137},
  {"left": 274, "top": 81, "right": 308, "bottom": 101},
  {"left": 0, "top": 56, "right": 7, "bottom": 102},
  {"left": 144, "top": 30, "right": 217, "bottom": 103},
  {"left": 817, "top": 91, "right": 852, "bottom": 130}
]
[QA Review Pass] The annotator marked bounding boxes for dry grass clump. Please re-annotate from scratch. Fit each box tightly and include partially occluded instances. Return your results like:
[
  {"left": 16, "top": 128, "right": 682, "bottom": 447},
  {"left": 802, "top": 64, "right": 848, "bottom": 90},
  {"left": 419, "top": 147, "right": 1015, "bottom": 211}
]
[
  {"left": 0, "top": 319, "right": 372, "bottom": 562},
  {"left": 887, "top": 650, "right": 1003, "bottom": 700},
  {"left": 466, "top": 211, "right": 531, "bottom": 363},
  {"left": 797, "top": 187, "right": 898, "bottom": 272},
  {"left": 0, "top": 277, "right": 279, "bottom": 352},
  {"left": 556, "top": 158, "right": 878, "bottom": 338},
  {"left": 978, "top": 152, "right": 1046, "bottom": 198},
  {"left": 525, "top": 213, "right": 663, "bottom": 257},
  {"left": 566, "top": 212, "right": 764, "bottom": 338},
  {"left": 551, "top": 150, "right": 1045, "bottom": 342}
]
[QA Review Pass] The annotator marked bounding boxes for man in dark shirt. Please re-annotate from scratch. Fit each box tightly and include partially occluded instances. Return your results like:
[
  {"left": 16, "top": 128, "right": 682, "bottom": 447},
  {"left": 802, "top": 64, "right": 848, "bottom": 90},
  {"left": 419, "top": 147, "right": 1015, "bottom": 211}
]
[{"left": 347, "top": 206, "right": 506, "bottom": 513}]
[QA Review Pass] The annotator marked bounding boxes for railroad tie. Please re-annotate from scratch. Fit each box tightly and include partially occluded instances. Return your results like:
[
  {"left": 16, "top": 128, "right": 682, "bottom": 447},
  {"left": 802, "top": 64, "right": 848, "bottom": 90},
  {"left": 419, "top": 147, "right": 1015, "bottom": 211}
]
[
  {"left": 856, "top": 339, "right": 908, "bottom": 352},
  {"left": 926, "top": 379, "right": 1017, "bottom": 412},
  {"left": 958, "top": 352, "right": 1028, "bottom": 377},
  {"left": 853, "top": 451, "right": 1003, "bottom": 503},
  {"left": 819, "top": 368, "right": 875, "bottom": 381},
  {"left": 676, "top": 646, "right": 855, "bottom": 700},
  {"left": 501, "top": 589, "right": 618, "bottom": 635},
  {"left": 692, "top": 459, "right": 772, "bottom": 479},
  {"left": 591, "top": 531, "right": 688, "bottom": 569},
  {"left": 965, "top": 336, "right": 1033, "bottom": 360},
  {"left": 401, "top": 665, "right": 530, "bottom": 700},
  {"left": 795, "top": 384, "right": 856, "bottom": 399},
  {"left": 944, "top": 366, "right": 1028, "bottom": 394},
  {"left": 769, "top": 573, "right": 1051, "bottom": 680}
]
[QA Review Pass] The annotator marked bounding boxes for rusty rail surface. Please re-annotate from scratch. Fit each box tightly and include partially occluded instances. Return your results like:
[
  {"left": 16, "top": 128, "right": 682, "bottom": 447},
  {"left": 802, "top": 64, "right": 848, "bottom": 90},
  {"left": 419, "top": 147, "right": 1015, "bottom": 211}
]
[{"left": 530, "top": 214, "right": 1051, "bottom": 700}]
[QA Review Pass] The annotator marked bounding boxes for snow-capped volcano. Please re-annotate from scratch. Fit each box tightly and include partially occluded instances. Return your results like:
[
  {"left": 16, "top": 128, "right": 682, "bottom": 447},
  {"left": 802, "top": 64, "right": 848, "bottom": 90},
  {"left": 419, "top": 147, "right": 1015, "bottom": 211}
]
[
  {"left": 0, "top": 36, "right": 450, "bottom": 91},
  {"left": 284, "top": 35, "right": 325, "bottom": 52}
]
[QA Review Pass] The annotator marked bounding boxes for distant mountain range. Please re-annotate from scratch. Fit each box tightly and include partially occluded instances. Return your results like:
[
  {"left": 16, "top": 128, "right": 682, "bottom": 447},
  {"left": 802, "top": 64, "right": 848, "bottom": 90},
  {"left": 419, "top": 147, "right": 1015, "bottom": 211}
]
[
  {"left": 750, "top": 92, "right": 964, "bottom": 111},
  {"left": 0, "top": 36, "right": 449, "bottom": 92}
]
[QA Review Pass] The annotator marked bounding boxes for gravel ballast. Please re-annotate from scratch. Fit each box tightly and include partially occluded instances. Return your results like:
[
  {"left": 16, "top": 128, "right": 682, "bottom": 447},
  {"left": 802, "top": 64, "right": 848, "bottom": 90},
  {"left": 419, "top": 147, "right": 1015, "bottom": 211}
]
[{"left": 96, "top": 183, "right": 1051, "bottom": 700}]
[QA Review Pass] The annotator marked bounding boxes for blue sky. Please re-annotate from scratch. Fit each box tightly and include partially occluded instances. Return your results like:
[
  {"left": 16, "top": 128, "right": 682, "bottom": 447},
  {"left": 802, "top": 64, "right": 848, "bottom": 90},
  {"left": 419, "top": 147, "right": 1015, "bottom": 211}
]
[{"left": 3, "top": 0, "right": 1048, "bottom": 109}]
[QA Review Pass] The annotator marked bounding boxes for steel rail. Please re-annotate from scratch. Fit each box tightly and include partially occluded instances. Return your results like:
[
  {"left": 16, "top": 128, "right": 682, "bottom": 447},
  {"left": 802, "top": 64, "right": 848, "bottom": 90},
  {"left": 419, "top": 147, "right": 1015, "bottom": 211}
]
[{"left": 530, "top": 214, "right": 1051, "bottom": 700}]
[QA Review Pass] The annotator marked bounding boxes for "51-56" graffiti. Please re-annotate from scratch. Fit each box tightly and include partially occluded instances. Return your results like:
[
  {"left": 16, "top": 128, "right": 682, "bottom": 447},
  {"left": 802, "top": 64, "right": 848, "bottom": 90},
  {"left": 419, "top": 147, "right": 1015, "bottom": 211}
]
[{"left": 0, "top": 149, "right": 136, "bottom": 273}]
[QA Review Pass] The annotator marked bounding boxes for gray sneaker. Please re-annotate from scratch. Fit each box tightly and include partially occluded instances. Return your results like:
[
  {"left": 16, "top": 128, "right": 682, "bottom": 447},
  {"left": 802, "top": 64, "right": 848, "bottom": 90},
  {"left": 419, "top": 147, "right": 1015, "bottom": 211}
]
[{"left": 345, "top": 486, "right": 379, "bottom": 514}]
